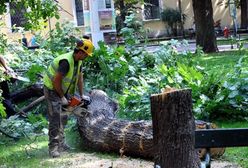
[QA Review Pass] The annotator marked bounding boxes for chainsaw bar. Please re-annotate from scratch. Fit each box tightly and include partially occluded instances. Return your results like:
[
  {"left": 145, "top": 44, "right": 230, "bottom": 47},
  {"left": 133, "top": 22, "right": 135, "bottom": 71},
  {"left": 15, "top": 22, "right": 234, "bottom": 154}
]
[{"left": 62, "top": 103, "right": 91, "bottom": 117}]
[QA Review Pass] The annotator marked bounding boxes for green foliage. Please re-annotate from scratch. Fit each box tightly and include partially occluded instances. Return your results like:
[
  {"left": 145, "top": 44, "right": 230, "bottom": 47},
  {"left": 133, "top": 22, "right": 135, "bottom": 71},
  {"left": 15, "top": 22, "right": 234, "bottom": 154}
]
[
  {"left": 0, "top": 32, "right": 7, "bottom": 54},
  {"left": 0, "top": 102, "right": 6, "bottom": 118},
  {"left": 161, "top": 8, "right": 181, "bottom": 27},
  {"left": 114, "top": 0, "right": 143, "bottom": 33},
  {"left": 83, "top": 42, "right": 129, "bottom": 93},
  {"left": 42, "top": 21, "right": 82, "bottom": 54},
  {"left": 26, "top": 64, "right": 45, "bottom": 83},
  {"left": 0, "top": 0, "right": 59, "bottom": 30},
  {"left": 161, "top": 8, "right": 185, "bottom": 36},
  {"left": 23, "top": 0, "right": 59, "bottom": 30},
  {"left": 120, "top": 13, "right": 147, "bottom": 45},
  {"left": 27, "top": 113, "right": 48, "bottom": 132},
  {"left": 0, "top": 116, "right": 35, "bottom": 138},
  {"left": 84, "top": 37, "right": 248, "bottom": 121}
]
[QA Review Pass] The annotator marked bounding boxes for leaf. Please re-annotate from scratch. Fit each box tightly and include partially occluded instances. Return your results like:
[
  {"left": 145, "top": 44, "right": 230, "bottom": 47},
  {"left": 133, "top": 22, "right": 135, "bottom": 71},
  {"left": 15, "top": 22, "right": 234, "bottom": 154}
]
[{"left": 228, "top": 90, "right": 239, "bottom": 98}]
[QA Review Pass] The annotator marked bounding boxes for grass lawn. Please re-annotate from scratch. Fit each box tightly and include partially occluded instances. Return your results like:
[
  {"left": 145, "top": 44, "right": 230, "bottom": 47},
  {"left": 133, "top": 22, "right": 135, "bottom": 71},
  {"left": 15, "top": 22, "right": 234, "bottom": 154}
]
[
  {"left": 0, "top": 135, "right": 51, "bottom": 168},
  {"left": 0, "top": 128, "right": 120, "bottom": 168},
  {"left": 195, "top": 50, "right": 248, "bottom": 73},
  {"left": 216, "top": 39, "right": 248, "bottom": 46},
  {"left": 216, "top": 121, "right": 248, "bottom": 168}
]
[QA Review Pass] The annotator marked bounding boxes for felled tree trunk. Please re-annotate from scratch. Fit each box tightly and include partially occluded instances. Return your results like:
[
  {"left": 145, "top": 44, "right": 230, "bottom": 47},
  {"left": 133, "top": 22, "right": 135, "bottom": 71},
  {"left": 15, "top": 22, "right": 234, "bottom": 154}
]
[
  {"left": 2, "top": 84, "right": 44, "bottom": 117},
  {"left": 77, "top": 90, "right": 154, "bottom": 158},
  {"left": 10, "top": 84, "right": 43, "bottom": 103},
  {"left": 77, "top": 89, "right": 224, "bottom": 159},
  {"left": 151, "top": 89, "right": 200, "bottom": 168}
]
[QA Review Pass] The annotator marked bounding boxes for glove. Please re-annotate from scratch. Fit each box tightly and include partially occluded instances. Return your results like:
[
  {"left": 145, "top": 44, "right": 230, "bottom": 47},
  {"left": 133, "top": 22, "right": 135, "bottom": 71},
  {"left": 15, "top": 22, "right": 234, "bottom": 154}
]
[
  {"left": 81, "top": 95, "right": 91, "bottom": 106},
  {"left": 61, "top": 96, "right": 69, "bottom": 105}
]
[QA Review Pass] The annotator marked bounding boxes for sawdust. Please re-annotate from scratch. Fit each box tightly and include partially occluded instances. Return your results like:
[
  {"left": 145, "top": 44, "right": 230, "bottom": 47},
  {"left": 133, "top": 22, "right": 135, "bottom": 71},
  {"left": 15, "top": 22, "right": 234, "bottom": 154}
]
[{"left": 42, "top": 152, "right": 242, "bottom": 168}]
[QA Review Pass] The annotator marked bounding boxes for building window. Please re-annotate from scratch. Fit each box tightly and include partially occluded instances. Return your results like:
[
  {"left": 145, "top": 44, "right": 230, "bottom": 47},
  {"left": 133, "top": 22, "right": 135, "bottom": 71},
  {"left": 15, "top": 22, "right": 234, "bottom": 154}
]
[
  {"left": 144, "top": 0, "right": 160, "bottom": 20},
  {"left": 105, "top": 0, "right": 111, "bottom": 8},
  {"left": 83, "top": 0, "right": 89, "bottom": 10},
  {"left": 9, "top": 2, "right": 27, "bottom": 30},
  {"left": 75, "top": 0, "right": 84, "bottom": 26}
]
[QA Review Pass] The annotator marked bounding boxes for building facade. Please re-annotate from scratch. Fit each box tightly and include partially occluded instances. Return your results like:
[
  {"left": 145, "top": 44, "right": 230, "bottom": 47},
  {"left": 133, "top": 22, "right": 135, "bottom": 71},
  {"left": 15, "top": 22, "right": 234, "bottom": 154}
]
[{"left": 0, "top": 0, "right": 241, "bottom": 41}]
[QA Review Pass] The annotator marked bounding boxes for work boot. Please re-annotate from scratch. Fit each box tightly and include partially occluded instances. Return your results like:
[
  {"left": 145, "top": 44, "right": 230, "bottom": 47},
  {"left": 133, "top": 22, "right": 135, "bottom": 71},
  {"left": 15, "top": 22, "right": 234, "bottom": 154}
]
[
  {"left": 59, "top": 143, "right": 72, "bottom": 152},
  {"left": 49, "top": 146, "right": 60, "bottom": 158}
]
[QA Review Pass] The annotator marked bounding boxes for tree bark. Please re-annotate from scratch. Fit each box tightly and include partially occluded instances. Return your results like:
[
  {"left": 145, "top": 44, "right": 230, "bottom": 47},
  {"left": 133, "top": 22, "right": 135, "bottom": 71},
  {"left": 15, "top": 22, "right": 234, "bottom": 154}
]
[
  {"left": 241, "top": 0, "right": 248, "bottom": 29},
  {"left": 77, "top": 90, "right": 154, "bottom": 158},
  {"left": 192, "top": 0, "right": 218, "bottom": 53},
  {"left": 151, "top": 89, "right": 200, "bottom": 168},
  {"left": 10, "top": 84, "right": 43, "bottom": 103},
  {"left": 77, "top": 89, "right": 224, "bottom": 160},
  {"left": 178, "top": 0, "right": 185, "bottom": 37}
]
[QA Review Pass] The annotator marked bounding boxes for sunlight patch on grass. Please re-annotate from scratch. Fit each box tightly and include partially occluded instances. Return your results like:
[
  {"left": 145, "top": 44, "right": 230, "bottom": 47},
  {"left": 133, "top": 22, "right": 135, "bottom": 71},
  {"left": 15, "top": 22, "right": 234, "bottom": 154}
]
[
  {"left": 224, "top": 147, "right": 248, "bottom": 168},
  {"left": 0, "top": 135, "right": 49, "bottom": 168}
]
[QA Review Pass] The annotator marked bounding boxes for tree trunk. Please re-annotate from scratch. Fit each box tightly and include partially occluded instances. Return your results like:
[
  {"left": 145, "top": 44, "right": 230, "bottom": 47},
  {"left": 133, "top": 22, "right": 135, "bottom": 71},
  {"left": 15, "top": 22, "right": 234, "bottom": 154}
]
[
  {"left": 241, "top": 0, "right": 248, "bottom": 29},
  {"left": 10, "top": 84, "right": 43, "bottom": 103},
  {"left": 178, "top": 0, "right": 185, "bottom": 37},
  {"left": 192, "top": 0, "right": 218, "bottom": 53},
  {"left": 77, "top": 90, "right": 224, "bottom": 160},
  {"left": 115, "top": 0, "right": 126, "bottom": 33},
  {"left": 151, "top": 89, "right": 200, "bottom": 168},
  {"left": 77, "top": 90, "right": 154, "bottom": 158}
]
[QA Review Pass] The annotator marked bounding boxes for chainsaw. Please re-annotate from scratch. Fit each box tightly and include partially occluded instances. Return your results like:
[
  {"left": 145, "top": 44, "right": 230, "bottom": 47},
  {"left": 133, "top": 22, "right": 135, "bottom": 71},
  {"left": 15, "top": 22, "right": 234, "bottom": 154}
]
[{"left": 62, "top": 96, "right": 91, "bottom": 117}]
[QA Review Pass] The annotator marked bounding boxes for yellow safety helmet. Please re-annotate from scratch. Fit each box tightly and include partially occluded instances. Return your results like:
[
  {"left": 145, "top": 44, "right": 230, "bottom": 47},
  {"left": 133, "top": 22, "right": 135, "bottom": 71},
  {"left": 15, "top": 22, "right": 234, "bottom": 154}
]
[{"left": 77, "top": 39, "right": 94, "bottom": 56}]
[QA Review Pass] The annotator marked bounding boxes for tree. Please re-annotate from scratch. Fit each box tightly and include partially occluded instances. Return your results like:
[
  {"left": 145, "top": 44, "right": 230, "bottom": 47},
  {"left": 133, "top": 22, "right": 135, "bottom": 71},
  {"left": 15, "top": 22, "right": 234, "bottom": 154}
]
[
  {"left": 240, "top": 0, "right": 248, "bottom": 28},
  {"left": 192, "top": 0, "right": 218, "bottom": 53},
  {"left": 161, "top": 8, "right": 183, "bottom": 36},
  {"left": 0, "top": 0, "right": 59, "bottom": 30},
  {"left": 114, "top": 0, "right": 143, "bottom": 33},
  {"left": 178, "top": 0, "right": 185, "bottom": 37}
]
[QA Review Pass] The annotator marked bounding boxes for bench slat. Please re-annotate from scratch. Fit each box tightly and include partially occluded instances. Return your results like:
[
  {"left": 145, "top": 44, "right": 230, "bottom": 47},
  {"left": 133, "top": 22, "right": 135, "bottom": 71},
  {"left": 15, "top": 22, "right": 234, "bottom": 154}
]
[{"left": 195, "top": 128, "right": 248, "bottom": 148}]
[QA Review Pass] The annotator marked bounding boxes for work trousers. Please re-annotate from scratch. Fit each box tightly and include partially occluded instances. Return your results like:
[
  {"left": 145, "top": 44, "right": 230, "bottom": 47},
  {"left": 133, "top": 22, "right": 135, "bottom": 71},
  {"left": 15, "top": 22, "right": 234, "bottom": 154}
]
[{"left": 43, "top": 87, "right": 68, "bottom": 151}]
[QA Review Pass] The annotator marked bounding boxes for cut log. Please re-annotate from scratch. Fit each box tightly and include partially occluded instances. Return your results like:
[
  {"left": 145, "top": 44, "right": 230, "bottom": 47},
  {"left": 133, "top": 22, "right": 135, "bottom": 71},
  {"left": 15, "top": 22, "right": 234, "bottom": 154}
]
[
  {"left": 151, "top": 89, "right": 200, "bottom": 168},
  {"left": 77, "top": 90, "right": 154, "bottom": 158},
  {"left": 10, "top": 84, "right": 43, "bottom": 103},
  {"left": 77, "top": 89, "right": 225, "bottom": 159}
]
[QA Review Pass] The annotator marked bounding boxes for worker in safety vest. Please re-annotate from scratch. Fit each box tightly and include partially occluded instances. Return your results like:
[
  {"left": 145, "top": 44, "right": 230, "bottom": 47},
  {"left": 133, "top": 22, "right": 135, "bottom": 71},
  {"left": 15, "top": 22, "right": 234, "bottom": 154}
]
[{"left": 43, "top": 38, "right": 94, "bottom": 158}]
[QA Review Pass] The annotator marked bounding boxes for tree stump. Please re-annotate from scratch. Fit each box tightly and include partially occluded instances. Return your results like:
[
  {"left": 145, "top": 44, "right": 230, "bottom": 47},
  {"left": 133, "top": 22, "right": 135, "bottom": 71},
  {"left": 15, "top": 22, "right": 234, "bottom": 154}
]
[{"left": 151, "top": 89, "right": 200, "bottom": 168}]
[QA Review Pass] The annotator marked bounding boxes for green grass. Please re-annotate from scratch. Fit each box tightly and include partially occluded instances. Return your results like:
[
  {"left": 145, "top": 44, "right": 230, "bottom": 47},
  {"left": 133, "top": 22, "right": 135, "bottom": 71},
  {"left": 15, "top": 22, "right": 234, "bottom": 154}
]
[
  {"left": 215, "top": 121, "right": 248, "bottom": 168},
  {"left": 195, "top": 50, "right": 248, "bottom": 73},
  {"left": 216, "top": 39, "right": 248, "bottom": 46},
  {"left": 0, "top": 126, "right": 83, "bottom": 168},
  {"left": 0, "top": 127, "right": 119, "bottom": 168},
  {"left": 0, "top": 135, "right": 51, "bottom": 168}
]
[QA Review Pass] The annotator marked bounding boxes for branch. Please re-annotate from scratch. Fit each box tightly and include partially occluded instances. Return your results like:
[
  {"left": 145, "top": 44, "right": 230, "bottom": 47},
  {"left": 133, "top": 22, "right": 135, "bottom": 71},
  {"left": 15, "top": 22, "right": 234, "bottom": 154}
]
[{"left": 20, "top": 96, "right": 45, "bottom": 112}]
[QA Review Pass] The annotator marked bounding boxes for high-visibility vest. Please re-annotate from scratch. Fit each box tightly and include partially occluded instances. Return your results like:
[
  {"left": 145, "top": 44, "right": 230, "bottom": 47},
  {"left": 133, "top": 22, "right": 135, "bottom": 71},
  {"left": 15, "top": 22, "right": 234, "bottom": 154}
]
[{"left": 43, "top": 52, "right": 82, "bottom": 95}]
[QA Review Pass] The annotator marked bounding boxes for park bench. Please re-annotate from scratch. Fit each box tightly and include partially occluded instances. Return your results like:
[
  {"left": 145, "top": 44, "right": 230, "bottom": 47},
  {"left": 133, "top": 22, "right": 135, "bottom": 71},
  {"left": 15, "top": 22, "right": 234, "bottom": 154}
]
[{"left": 195, "top": 125, "right": 248, "bottom": 168}]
